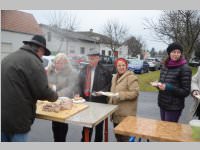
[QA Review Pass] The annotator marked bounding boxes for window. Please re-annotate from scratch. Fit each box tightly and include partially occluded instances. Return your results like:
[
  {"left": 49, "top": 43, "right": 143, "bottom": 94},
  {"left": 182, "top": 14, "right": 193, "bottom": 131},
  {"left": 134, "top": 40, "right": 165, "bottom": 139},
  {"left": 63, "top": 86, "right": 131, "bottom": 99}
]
[
  {"left": 80, "top": 47, "right": 85, "bottom": 54},
  {"left": 102, "top": 50, "right": 105, "bottom": 56},
  {"left": 47, "top": 32, "right": 51, "bottom": 41},
  {"left": 108, "top": 51, "right": 112, "bottom": 56}
]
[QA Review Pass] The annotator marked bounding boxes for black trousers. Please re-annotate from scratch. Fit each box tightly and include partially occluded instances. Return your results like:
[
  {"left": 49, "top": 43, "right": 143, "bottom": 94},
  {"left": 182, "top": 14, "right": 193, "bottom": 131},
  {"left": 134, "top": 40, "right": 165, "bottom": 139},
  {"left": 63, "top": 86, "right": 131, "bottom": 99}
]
[
  {"left": 52, "top": 121, "right": 68, "bottom": 142},
  {"left": 196, "top": 104, "right": 200, "bottom": 120},
  {"left": 113, "top": 123, "right": 130, "bottom": 142},
  {"left": 81, "top": 121, "right": 104, "bottom": 142}
]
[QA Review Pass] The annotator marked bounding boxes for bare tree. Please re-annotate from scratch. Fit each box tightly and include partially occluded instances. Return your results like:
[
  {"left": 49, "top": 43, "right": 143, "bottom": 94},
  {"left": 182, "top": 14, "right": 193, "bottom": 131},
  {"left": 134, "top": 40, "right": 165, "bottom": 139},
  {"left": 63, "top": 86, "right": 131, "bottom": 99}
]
[
  {"left": 194, "top": 38, "right": 200, "bottom": 58},
  {"left": 48, "top": 10, "right": 80, "bottom": 31},
  {"left": 150, "top": 47, "right": 156, "bottom": 57},
  {"left": 124, "top": 36, "right": 144, "bottom": 58},
  {"left": 145, "top": 10, "right": 200, "bottom": 60},
  {"left": 102, "top": 19, "right": 129, "bottom": 57},
  {"left": 46, "top": 10, "right": 80, "bottom": 53}
]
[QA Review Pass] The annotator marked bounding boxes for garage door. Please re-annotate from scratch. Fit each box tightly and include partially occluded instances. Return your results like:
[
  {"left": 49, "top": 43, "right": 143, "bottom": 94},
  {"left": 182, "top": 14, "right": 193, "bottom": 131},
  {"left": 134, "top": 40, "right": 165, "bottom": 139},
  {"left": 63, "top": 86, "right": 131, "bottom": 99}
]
[{"left": 1, "top": 42, "right": 12, "bottom": 59}]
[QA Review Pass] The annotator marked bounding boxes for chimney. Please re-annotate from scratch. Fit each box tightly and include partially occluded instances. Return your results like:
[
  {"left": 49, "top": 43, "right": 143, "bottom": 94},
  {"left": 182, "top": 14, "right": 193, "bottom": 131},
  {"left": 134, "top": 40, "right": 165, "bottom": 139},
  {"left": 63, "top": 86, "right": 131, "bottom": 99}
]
[{"left": 90, "top": 29, "right": 93, "bottom": 32}]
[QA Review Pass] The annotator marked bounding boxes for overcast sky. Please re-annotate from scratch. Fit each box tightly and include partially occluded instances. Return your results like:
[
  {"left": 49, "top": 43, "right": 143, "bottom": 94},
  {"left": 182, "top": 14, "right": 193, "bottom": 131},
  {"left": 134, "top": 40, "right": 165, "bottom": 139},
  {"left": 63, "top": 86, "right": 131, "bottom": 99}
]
[{"left": 22, "top": 10, "right": 168, "bottom": 51}]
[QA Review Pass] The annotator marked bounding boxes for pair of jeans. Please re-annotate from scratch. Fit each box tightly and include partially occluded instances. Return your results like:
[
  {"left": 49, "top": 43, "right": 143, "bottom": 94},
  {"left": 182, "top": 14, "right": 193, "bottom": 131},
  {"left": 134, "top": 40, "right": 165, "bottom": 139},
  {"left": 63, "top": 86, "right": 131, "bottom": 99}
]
[
  {"left": 52, "top": 121, "right": 68, "bottom": 142},
  {"left": 81, "top": 121, "right": 104, "bottom": 142},
  {"left": 160, "top": 108, "right": 182, "bottom": 122},
  {"left": 1, "top": 132, "right": 28, "bottom": 142}
]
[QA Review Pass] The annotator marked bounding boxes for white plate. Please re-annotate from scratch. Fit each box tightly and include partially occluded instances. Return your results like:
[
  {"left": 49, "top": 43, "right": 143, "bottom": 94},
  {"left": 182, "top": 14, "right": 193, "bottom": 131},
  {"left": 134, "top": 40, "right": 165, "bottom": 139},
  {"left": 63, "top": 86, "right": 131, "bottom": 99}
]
[
  {"left": 150, "top": 81, "right": 161, "bottom": 87},
  {"left": 96, "top": 91, "right": 117, "bottom": 97},
  {"left": 194, "top": 94, "right": 200, "bottom": 100},
  {"left": 58, "top": 97, "right": 71, "bottom": 101},
  {"left": 72, "top": 99, "right": 86, "bottom": 103}
]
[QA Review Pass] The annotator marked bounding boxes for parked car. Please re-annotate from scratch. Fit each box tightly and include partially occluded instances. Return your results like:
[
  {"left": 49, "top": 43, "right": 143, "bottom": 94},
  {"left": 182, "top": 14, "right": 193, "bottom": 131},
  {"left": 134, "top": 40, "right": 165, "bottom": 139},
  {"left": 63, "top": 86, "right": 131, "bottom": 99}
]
[
  {"left": 99, "top": 55, "right": 115, "bottom": 64},
  {"left": 42, "top": 55, "right": 55, "bottom": 71},
  {"left": 126, "top": 58, "right": 139, "bottom": 64},
  {"left": 189, "top": 57, "right": 200, "bottom": 67},
  {"left": 99, "top": 55, "right": 116, "bottom": 74},
  {"left": 68, "top": 54, "right": 87, "bottom": 69},
  {"left": 128, "top": 59, "right": 149, "bottom": 74},
  {"left": 146, "top": 58, "right": 161, "bottom": 71}
]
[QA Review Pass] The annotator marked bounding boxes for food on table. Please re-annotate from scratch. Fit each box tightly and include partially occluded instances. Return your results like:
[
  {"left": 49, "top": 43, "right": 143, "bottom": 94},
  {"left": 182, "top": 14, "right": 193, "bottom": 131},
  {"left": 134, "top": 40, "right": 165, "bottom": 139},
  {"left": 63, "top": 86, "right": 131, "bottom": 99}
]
[
  {"left": 41, "top": 98, "right": 73, "bottom": 113},
  {"left": 73, "top": 95, "right": 83, "bottom": 101}
]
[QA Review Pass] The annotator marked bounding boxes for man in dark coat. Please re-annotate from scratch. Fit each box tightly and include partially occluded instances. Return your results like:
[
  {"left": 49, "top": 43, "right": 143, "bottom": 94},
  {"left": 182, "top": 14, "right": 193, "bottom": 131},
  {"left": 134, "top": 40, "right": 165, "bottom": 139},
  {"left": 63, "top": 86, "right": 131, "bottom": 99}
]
[
  {"left": 79, "top": 51, "right": 112, "bottom": 142},
  {"left": 1, "top": 35, "right": 58, "bottom": 142}
]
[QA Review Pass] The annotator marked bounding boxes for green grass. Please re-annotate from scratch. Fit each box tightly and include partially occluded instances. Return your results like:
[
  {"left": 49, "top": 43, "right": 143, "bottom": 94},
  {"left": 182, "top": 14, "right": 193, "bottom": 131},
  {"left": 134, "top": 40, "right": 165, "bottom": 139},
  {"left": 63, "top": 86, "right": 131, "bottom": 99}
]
[
  {"left": 137, "top": 67, "right": 198, "bottom": 92},
  {"left": 191, "top": 66, "right": 198, "bottom": 75}
]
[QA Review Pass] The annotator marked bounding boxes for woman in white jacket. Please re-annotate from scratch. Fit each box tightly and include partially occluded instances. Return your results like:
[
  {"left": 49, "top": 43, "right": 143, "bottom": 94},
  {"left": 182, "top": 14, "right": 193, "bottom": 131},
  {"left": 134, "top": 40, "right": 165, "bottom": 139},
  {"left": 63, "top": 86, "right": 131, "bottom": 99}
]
[{"left": 191, "top": 66, "right": 200, "bottom": 119}]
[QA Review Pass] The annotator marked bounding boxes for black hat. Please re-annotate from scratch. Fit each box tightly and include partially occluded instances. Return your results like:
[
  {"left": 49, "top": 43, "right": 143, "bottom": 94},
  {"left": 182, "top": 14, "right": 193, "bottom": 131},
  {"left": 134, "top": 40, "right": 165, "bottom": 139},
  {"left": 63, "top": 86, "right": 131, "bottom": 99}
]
[
  {"left": 166, "top": 42, "right": 183, "bottom": 55},
  {"left": 87, "top": 50, "right": 100, "bottom": 56},
  {"left": 23, "top": 35, "right": 51, "bottom": 56}
]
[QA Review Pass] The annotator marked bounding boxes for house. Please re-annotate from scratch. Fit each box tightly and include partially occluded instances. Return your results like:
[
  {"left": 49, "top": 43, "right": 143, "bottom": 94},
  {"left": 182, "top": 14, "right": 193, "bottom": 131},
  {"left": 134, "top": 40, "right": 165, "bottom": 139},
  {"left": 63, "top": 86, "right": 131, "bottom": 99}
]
[
  {"left": 117, "top": 45, "right": 128, "bottom": 58},
  {"left": 1, "top": 10, "right": 43, "bottom": 59},
  {"left": 40, "top": 24, "right": 99, "bottom": 56},
  {"left": 77, "top": 29, "right": 113, "bottom": 56}
]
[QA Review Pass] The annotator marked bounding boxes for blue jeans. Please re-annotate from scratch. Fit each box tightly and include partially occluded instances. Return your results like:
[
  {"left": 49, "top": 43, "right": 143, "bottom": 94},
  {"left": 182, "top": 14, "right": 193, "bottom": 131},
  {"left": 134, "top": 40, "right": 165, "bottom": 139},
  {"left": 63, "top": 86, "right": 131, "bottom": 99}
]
[{"left": 1, "top": 132, "right": 28, "bottom": 142}]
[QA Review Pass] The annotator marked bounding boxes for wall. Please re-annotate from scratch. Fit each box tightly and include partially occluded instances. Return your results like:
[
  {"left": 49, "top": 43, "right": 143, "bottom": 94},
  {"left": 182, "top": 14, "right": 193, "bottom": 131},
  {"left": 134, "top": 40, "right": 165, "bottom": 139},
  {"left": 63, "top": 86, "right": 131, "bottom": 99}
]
[
  {"left": 41, "top": 27, "right": 99, "bottom": 56},
  {"left": 118, "top": 45, "right": 128, "bottom": 58},
  {"left": 1, "top": 31, "right": 33, "bottom": 59}
]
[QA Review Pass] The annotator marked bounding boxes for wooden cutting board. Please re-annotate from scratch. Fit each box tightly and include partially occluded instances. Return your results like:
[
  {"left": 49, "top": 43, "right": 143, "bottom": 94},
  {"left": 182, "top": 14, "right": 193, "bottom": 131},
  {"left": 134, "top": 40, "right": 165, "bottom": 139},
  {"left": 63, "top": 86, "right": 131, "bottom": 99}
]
[{"left": 36, "top": 101, "right": 88, "bottom": 123}]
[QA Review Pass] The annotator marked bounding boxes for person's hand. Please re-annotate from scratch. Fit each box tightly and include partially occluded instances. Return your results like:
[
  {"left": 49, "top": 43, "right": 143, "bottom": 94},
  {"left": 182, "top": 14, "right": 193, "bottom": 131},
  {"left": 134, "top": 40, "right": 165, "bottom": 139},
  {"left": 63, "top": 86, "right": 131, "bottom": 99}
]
[
  {"left": 192, "top": 90, "right": 200, "bottom": 97},
  {"left": 93, "top": 91, "right": 103, "bottom": 96},
  {"left": 157, "top": 83, "right": 166, "bottom": 91},
  {"left": 95, "top": 92, "right": 102, "bottom": 96},
  {"left": 49, "top": 84, "right": 56, "bottom": 92}
]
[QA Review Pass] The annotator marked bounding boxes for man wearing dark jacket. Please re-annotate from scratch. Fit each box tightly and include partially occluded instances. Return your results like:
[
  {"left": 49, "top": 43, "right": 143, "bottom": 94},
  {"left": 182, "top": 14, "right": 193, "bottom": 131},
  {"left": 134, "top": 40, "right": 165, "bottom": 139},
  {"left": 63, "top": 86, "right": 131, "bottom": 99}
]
[
  {"left": 79, "top": 51, "right": 112, "bottom": 142},
  {"left": 1, "top": 35, "right": 58, "bottom": 142}
]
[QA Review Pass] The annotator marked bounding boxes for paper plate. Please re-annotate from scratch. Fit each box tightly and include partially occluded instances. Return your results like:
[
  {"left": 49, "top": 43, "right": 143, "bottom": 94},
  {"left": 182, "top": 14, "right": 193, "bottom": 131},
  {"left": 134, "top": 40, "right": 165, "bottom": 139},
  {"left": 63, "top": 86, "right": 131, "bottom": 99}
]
[
  {"left": 96, "top": 91, "right": 117, "bottom": 97},
  {"left": 72, "top": 98, "right": 86, "bottom": 103},
  {"left": 194, "top": 94, "right": 200, "bottom": 100}
]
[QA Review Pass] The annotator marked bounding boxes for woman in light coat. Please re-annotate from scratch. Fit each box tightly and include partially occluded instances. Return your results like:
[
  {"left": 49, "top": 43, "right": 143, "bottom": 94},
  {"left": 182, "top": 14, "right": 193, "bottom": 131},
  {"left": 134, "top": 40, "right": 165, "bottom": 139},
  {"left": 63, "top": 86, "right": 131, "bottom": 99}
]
[
  {"left": 191, "top": 66, "right": 200, "bottom": 119},
  {"left": 109, "top": 58, "right": 139, "bottom": 142}
]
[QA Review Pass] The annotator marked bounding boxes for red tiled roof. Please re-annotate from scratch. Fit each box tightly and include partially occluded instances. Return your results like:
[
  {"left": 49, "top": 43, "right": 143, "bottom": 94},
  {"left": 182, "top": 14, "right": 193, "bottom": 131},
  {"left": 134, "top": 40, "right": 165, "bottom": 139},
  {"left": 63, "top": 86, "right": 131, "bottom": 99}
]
[{"left": 1, "top": 10, "right": 43, "bottom": 35}]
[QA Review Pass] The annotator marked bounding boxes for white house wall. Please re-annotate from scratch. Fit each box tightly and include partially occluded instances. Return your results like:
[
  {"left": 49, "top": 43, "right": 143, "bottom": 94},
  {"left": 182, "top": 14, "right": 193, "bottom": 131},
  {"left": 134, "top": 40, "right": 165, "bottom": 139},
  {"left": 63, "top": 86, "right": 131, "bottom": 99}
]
[
  {"left": 99, "top": 43, "right": 112, "bottom": 56},
  {"left": 42, "top": 27, "right": 99, "bottom": 56},
  {"left": 1, "top": 31, "right": 34, "bottom": 59},
  {"left": 118, "top": 45, "right": 128, "bottom": 58}
]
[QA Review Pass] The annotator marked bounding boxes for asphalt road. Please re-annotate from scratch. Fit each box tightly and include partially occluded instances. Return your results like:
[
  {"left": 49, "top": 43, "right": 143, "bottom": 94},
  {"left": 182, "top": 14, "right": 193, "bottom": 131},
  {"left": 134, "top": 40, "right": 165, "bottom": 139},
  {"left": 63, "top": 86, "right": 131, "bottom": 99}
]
[{"left": 27, "top": 92, "right": 194, "bottom": 142}]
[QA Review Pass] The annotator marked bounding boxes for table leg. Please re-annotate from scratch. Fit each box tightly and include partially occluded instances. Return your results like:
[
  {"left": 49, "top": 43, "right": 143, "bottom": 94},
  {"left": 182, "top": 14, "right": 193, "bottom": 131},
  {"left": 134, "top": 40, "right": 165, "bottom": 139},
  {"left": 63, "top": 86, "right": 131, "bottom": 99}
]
[
  {"left": 84, "top": 127, "right": 90, "bottom": 142},
  {"left": 104, "top": 118, "right": 108, "bottom": 142}
]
